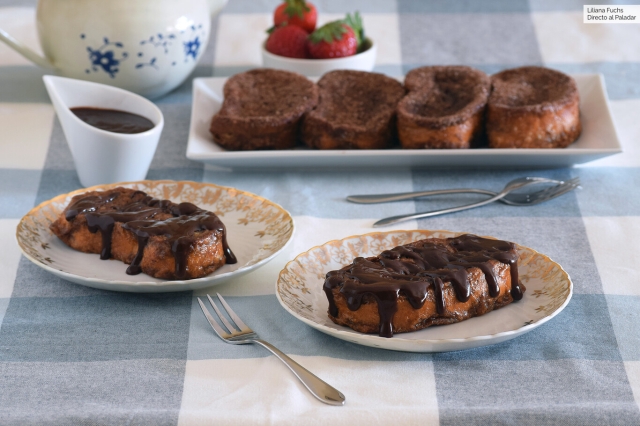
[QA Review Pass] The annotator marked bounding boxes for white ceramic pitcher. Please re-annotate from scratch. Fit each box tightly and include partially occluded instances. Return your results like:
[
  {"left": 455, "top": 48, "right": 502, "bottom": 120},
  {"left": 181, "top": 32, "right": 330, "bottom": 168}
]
[{"left": 0, "top": 0, "right": 227, "bottom": 99}]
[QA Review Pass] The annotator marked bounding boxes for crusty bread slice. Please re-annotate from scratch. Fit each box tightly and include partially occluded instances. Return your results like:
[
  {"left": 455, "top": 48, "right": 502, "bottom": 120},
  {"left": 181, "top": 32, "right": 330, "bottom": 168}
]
[
  {"left": 209, "top": 69, "right": 318, "bottom": 150},
  {"left": 302, "top": 70, "right": 405, "bottom": 150},
  {"left": 397, "top": 66, "right": 490, "bottom": 149},
  {"left": 487, "top": 66, "right": 581, "bottom": 148}
]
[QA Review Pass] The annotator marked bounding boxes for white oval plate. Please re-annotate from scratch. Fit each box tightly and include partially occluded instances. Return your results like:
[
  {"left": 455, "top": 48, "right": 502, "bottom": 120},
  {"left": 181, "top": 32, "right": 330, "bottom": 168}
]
[
  {"left": 276, "top": 230, "right": 572, "bottom": 352},
  {"left": 17, "top": 180, "right": 294, "bottom": 293}
]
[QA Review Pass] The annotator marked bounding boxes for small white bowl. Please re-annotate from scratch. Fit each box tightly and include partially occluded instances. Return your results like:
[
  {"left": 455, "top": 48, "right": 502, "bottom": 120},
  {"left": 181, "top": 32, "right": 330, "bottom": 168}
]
[
  {"left": 261, "top": 38, "right": 376, "bottom": 77},
  {"left": 43, "top": 75, "right": 164, "bottom": 187}
]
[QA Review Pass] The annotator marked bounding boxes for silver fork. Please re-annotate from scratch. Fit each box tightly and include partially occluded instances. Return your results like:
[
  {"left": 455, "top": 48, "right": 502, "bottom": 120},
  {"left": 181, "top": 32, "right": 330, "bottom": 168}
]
[
  {"left": 501, "top": 177, "right": 580, "bottom": 205},
  {"left": 347, "top": 177, "right": 578, "bottom": 206},
  {"left": 373, "top": 177, "right": 580, "bottom": 227},
  {"left": 198, "top": 293, "right": 346, "bottom": 406}
]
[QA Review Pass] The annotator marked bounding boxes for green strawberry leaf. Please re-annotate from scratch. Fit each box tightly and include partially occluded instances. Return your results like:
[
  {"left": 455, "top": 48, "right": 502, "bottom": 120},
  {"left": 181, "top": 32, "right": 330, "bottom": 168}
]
[
  {"left": 344, "top": 11, "right": 364, "bottom": 49},
  {"left": 308, "top": 20, "right": 348, "bottom": 44},
  {"left": 284, "top": 0, "right": 311, "bottom": 19}
]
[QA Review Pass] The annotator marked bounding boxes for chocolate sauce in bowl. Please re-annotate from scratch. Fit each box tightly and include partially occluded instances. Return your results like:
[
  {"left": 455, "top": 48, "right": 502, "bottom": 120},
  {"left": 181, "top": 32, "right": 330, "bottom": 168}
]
[
  {"left": 70, "top": 107, "right": 155, "bottom": 134},
  {"left": 323, "top": 234, "right": 523, "bottom": 338},
  {"left": 65, "top": 189, "right": 236, "bottom": 279}
]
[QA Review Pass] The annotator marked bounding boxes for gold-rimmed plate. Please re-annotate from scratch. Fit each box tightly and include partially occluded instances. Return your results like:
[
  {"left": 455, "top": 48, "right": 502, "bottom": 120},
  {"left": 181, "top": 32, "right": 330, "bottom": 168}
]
[
  {"left": 17, "top": 180, "right": 294, "bottom": 293},
  {"left": 276, "top": 230, "right": 572, "bottom": 352}
]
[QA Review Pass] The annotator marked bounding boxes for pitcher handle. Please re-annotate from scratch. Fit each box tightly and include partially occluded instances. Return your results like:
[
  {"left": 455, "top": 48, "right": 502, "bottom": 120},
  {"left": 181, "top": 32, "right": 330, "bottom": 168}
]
[{"left": 0, "top": 27, "right": 54, "bottom": 70}]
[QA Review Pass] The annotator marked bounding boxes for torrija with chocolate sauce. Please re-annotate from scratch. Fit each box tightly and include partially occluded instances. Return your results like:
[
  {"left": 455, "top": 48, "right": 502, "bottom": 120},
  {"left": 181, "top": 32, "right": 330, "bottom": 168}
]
[
  {"left": 50, "top": 187, "right": 236, "bottom": 280},
  {"left": 323, "top": 234, "right": 525, "bottom": 338}
]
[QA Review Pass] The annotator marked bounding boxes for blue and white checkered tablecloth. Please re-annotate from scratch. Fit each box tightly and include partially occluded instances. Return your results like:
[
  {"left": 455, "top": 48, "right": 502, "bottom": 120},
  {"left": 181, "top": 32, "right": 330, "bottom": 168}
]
[{"left": 1, "top": 0, "right": 640, "bottom": 424}]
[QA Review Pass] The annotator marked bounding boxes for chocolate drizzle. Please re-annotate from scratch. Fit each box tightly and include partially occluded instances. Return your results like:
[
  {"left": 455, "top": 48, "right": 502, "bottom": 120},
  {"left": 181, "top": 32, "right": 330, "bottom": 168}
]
[
  {"left": 65, "top": 189, "right": 236, "bottom": 278},
  {"left": 323, "top": 234, "right": 523, "bottom": 338}
]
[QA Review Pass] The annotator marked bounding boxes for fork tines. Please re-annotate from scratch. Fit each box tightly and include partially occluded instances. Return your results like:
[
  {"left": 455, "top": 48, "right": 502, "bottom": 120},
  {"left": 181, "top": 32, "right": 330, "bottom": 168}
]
[{"left": 198, "top": 293, "right": 251, "bottom": 340}]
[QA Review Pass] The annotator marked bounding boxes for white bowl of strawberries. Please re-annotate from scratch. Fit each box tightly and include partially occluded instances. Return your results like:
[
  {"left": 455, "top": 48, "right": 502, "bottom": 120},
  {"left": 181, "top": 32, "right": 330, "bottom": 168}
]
[{"left": 261, "top": 1, "right": 376, "bottom": 77}]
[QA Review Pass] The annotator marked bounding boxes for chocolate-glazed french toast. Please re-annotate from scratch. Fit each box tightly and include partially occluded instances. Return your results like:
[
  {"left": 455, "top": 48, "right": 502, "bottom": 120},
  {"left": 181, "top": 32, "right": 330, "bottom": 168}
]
[
  {"left": 50, "top": 187, "right": 236, "bottom": 280},
  {"left": 323, "top": 234, "right": 525, "bottom": 337}
]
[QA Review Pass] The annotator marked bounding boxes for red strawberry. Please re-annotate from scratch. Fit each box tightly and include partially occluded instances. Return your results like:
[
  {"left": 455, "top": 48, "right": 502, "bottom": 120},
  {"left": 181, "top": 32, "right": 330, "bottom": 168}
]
[
  {"left": 274, "top": 0, "right": 317, "bottom": 33},
  {"left": 307, "top": 21, "right": 357, "bottom": 59},
  {"left": 266, "top": 25, "right": 310, "bottom": 58}
]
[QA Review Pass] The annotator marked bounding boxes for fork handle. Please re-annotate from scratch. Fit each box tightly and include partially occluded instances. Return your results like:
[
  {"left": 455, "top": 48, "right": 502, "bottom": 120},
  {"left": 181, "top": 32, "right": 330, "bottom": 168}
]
[
  {"left": 373, "top": 192, "right": 507, "bottom": 227},
  {"left": 347, "top": 188, "right": 497, "bottom": 204},
  {"left": 253, "top": 339, "right": 346, "bottom": 406}
]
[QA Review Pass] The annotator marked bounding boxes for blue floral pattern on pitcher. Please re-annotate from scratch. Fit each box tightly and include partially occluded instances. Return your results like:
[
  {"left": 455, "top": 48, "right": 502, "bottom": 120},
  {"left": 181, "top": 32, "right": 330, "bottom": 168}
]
[
  {"left": 81, "top": 22, "right": 205, "bottom": 79},
  {"left": 182, "top": 24, "right": 205, "bottom": 62},
  {"left": 82, "top": 35, "right": 128, "bottom": 78},
  {"left": 183, "top": 37, "right": 201, "bottom": 61},
  {"left": 140, "top": 33, "right": 177, "bottom": 54}
]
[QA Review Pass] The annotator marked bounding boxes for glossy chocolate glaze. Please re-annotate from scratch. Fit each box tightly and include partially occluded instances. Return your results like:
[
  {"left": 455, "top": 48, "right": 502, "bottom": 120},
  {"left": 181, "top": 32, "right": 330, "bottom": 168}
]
[
  {"left": 65, "top": 190, "right": 236, "bottom": 278},
  {"left": 71, "top": 107, "right": 154, "bottom": 134},
  {"left": 323, "top": 234, "right": 523, "bottom": 338}
]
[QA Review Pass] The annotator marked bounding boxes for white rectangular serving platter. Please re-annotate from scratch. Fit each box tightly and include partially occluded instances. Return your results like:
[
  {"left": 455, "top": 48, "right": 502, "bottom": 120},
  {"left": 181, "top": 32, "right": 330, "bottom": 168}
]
[{"left": 186, "top": 74, "right": 621, "bottom": 169}]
